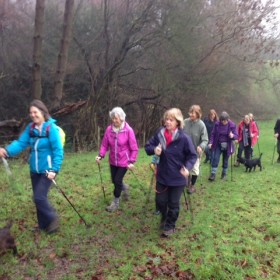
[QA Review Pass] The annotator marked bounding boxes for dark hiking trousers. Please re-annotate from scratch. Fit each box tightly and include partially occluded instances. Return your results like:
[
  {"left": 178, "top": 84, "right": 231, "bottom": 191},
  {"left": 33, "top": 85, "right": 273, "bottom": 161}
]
[
  {"left": 110, "top": 165, "right": 127, "bottom": 198},
  {"left": 31, "top": 173, "right": 57, "bottom": 230},
  {"left": 156, "top": 182, "right": 185, "bottom": 231},
  {"left": 237, "top": 140, "right": 252, "bottom": 160}
]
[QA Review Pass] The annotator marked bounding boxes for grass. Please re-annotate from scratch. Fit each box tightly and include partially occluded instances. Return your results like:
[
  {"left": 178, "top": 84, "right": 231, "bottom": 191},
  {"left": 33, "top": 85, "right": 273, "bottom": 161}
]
[{"left": 1, "top": 120, "right": 280, "bottom": 279}]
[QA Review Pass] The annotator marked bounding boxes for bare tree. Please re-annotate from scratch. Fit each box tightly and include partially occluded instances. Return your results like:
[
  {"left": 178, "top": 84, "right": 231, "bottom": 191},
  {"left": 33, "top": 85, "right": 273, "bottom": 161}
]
[
  {"left": 52, "top": 0, "right": 75, "bottom": 109},
  {"left": 32, "top": 0, "right": 45, "bottom": 100}
]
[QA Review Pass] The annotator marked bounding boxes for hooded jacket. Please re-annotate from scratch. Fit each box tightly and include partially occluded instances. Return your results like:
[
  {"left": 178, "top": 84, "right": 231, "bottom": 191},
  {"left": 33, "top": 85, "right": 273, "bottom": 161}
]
[
  {"left": 210, "top": 120, "right": 238, "bottom": 156},
  {"left": 99, "top": 122, "right": 138, "bottom": 167},
  {"left": 145, "top": 127, "right": 197, "bottom": 187},
  {"left": 237, "top": 120, "right": 259, "bottom": 147},
  {"left": 6, "top": 118, "right": 64, "bottom": 173}
]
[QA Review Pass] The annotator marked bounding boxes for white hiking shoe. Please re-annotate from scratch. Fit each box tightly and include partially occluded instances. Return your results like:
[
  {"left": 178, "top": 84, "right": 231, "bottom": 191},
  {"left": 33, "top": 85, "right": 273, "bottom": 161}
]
[
  {"left": 106, "top": 200, "right": 119, "bottom": 212},
  {"left": 122, "top": 183, "right": 129, "bottom": 201}
]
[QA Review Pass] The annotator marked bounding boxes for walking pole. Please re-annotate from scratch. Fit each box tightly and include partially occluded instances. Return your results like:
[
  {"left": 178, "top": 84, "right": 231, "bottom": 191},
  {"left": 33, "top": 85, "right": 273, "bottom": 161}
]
[
  {"left": 130, "top": 170, "right": 147, "bottom": 195},
  {"left": 46, "top": 171, "right": 91, "bottom": 228},
  {"left": 272, "top": 140, "right": 277, "bottom": 165},
  {"left": 1, "top": 158, "right": 12, "bottom": 176},
  {"left": 231, "top": 154, "right": 233, "bottom": 182},
  {"left": 257, "top": 141, "right": 261, "bottom": 157},
  {"left": 184, "top": 176, "right": 194, "bottom": 223},
  {"left": 97, "top": 163, "right": 107, "bottom": 202}
]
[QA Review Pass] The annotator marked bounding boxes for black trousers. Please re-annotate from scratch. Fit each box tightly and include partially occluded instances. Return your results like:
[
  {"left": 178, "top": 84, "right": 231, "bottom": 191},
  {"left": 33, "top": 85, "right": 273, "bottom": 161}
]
[
  {"left": 237, "top": 140, "right": 252, "bottom": 160},
  {"left": 156, "top": 182, "right": 185, "bottom": 231},
  {"left": 110, "top": 165, "right": 127, "bottom": 198}
]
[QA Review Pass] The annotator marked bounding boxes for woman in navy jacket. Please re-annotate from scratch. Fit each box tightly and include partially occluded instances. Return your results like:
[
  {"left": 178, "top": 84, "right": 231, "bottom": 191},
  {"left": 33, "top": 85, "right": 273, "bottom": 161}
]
[
  {"left": 145, "top": 108, "right": 197, "bottom": 237},
  {"left": 0, "top": 100, "right": 64, "bottom": 234}
]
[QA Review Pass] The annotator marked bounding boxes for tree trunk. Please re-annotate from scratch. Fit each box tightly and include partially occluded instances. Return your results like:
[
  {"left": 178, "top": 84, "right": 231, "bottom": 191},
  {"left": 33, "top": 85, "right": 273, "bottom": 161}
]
[
  {"left": 53, "top": 0, "right": 75, "bottom": 110},
  {"left": 32, "top": 0, "right": 45, "bottom": 100}
]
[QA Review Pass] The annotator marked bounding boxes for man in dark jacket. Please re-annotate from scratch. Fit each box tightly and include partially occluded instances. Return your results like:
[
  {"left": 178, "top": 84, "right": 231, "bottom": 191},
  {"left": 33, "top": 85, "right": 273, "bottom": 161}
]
[{"left": 274, "top": 119, "right": 280, "bottom": 163}]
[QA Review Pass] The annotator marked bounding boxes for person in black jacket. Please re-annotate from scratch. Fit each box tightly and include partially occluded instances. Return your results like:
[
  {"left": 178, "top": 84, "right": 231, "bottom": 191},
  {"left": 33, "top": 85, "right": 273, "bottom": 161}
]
[
  {"left": 145, "top": 108, "right": 197, "bottom": 237},
  {"left": 203, "top": 109, "right": 219, "bottom": 164},
  {"left": 274, "top": 119, "right": 280, "bottom": 163}
]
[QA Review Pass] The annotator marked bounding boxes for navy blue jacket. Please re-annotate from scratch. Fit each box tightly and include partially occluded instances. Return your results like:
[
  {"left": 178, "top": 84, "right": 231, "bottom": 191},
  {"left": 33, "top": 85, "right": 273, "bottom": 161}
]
[{"left": 145, "top": 128, "right": 197, "bottom": 187}]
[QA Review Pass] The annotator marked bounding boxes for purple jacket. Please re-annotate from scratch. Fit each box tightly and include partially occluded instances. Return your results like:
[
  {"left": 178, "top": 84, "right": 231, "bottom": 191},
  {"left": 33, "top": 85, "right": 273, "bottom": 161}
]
[
  {"left": 209, "top": 120, "right": 238, "bottom": 156},
  {"left": 99, "top": 122, "right": 138, "bottom": 167}
]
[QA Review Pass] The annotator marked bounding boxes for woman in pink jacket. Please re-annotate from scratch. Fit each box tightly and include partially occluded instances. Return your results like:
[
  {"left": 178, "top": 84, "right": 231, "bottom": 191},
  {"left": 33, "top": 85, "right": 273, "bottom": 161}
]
[
  {"left": 235, "top": 114, "right": 259, "bottom": 166},
  {"left": 96, "top": 107, "right": 138, "bottom": 212}
]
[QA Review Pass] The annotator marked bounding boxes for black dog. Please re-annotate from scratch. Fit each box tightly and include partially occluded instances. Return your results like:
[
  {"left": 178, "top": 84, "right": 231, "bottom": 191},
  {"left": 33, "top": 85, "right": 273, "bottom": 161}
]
[
  {"left": 0, "top": 220, "right": 17, "bottom": 256},
  {"left": 238, "top": 153, "right": 263, "bottom": 172}
]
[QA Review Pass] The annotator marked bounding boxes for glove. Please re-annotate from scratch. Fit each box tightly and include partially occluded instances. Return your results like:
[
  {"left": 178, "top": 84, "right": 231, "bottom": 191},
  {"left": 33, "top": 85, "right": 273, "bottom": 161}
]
[{"left": 95, "top": 155, "right": 102, "bottom": 164}]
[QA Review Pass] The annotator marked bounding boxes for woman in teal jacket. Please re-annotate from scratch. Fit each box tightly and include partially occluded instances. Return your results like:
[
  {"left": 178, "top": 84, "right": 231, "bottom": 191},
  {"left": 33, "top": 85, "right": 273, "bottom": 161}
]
[{"left": 0, "top": 100, "right": 64, "bottom": 234}]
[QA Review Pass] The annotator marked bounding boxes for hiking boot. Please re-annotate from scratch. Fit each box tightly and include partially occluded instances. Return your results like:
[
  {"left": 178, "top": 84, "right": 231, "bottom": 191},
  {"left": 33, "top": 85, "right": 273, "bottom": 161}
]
[
  {"left": 221, "top": 173, "right": 227, "bottom": 180},
  {"left": 234, "top": 161, "right": 240, "bottom": 167},
  {"left": 208, "top": 173, "right": 216, "bottom": 181},
  {"left": 106, "top": 200, "right": 119, "bottom": 212},
  {"left": 46, "top": 218, "right": 59, "bottom": 234},
  {"left": 187, "top": 185, "right": 196, "bottom": 194},
  {"left": 161, "top": 228, "right": 175, "bottom": 237},
  {"left": 122, "top": 183, "right": 129, "bottom": 201}
]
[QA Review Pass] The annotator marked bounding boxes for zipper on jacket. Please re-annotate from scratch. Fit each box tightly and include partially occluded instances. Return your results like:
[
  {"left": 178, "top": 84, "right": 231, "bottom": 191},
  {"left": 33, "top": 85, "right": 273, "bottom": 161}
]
[
  {"left": 34, "top": 139, "right": 39, "bottom": 173},
  {"left": 115, "top": 132, "right": 118, "bottom": 166}
]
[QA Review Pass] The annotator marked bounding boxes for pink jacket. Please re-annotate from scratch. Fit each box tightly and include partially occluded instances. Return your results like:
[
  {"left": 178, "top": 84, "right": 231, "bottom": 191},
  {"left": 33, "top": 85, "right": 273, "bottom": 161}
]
[
  {"left": 99, "top": 122, "right": 138, "bottom": 167},
  {"left": 237, "top": 120, "right": 259, "bottom": 147}
]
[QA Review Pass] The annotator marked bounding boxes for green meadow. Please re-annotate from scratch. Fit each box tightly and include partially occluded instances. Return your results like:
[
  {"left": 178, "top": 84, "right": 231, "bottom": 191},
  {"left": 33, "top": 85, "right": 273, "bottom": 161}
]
[{"left": 0, "top": 120, "right": 280, "bottom": 280}]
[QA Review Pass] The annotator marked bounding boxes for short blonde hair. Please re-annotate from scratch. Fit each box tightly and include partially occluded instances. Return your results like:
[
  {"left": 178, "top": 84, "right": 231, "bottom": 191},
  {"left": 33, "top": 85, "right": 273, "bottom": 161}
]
[
  {"left": 163, "top": 108, "right": 184, "bottom": 129},
  {"left": 189, "top": 105, "right": 202, "bottom": 119}
]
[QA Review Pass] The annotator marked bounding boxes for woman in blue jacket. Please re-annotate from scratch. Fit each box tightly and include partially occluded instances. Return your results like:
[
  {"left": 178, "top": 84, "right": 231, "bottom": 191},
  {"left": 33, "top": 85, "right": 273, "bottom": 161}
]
[
  {"left": 0, "top": 100, "right": 64, "bottom": 234},
  {"left": 145, "top": 108, "right": 197, "bottom": 237}
]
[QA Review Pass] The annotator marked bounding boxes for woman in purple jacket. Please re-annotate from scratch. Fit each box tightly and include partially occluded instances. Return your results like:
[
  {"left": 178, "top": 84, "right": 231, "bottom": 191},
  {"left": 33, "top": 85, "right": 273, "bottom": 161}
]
[
  {"left": 208, "top": 111, "right": 238, "bottom": 181},
  {"left": 96, "top": 107, "right": 138, "bottom": 212},
  {"left": 145, "top": 108, "right": 197, "bottom": 237}
]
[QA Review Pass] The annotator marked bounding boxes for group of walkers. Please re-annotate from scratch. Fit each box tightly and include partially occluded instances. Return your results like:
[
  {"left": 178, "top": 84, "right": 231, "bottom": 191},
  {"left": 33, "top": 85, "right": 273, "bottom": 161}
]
[{"left": 0, "top": 99, "right": 279, "bottom": 238}]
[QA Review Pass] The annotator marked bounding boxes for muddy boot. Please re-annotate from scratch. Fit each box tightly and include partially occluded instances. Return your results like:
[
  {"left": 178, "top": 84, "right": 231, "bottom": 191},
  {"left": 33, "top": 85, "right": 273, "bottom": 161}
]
[
  {"left": 122, "top": 183, "right": 129, "bottom": 201},
  {"left": 221, "top": 173, "right": 227, "bottom": 181},
  {"left": 208, "top": 173, "right": 216, "bottom": 181},
  {"left": 106, "top": 198, "right": 119, "bottom": 212},
  {"left": 46, "top": 217, "right": 59, "bottom": 234},
  {"left": 187, "top": 184, "right": 196, "bottom": 194}
]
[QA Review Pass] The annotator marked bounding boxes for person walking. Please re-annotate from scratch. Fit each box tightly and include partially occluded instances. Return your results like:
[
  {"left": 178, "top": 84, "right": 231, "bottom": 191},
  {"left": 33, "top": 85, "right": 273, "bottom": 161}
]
[
  {"left": 248, "top": 113, "right": 259, "bottom": 157},
  {"left": 208, "top": 111, "right": 238, "bottom": 181},
  {"left": 0, "top": 99, "right": 64, "bottom": 234},
  {"left": 95, "top": 107, "right": 138, "bottom": 212},
  {"left": 145, "top": 108, "right": 197, "bottom": 237},
  {"left": 183, "top": 105, "right": 208, "bottom": 193},
  {"left": 234, "top": 115, "right": 258, "bottom": 166},
  {"left": 203, "top": 109, "right": 219, "bottom": 164},
  {"left": 274, "top": 118, "right": 280, "bottom": 163}
]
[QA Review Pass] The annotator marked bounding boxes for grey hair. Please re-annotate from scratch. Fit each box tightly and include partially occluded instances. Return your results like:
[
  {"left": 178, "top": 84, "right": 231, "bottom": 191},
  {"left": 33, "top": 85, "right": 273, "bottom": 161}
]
[
  {"left": 219, "top": 111, "right": 230, "bottom": 121},
  {"left": 109, "top": 107, "right": 126, "bottom": 121}
]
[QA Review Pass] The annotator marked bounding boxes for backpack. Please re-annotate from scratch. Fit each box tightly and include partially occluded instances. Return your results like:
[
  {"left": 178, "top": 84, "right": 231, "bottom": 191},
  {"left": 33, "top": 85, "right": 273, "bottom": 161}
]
[{"left": 29, "top": 123, "right": 66, "bottom": 147}]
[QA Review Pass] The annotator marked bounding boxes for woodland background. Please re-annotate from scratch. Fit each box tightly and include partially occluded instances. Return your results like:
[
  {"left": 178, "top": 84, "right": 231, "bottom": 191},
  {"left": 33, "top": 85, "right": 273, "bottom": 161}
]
[{"left": 1, "top": 0, "right": 280, "bottom": 150}]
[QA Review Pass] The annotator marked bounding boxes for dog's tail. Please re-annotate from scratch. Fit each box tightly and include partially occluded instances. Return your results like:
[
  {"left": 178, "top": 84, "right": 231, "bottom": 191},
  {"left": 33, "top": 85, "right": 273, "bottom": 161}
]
[{"left": 259, "top": 153, "right": 263, "bottom": 159}]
